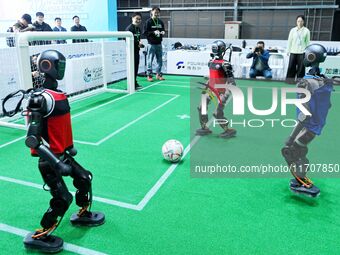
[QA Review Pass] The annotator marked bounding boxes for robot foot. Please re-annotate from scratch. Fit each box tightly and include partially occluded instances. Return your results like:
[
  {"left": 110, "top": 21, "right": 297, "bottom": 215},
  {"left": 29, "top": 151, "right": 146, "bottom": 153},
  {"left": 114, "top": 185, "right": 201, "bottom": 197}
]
[
  {"left": 220, "top": 129, "right": 237, "bottom": 138},
  {"left": 70, "top": 209, "right": 105, "bottom": 227},
  {"left": 290, "top": 178, "right": 320, "bottom": 198},
  {"left": 196, "top": 128, "right": 212, "bottom": 136},
  {"left": 24, "top": 231, "right": 63, "bottom": 253}
]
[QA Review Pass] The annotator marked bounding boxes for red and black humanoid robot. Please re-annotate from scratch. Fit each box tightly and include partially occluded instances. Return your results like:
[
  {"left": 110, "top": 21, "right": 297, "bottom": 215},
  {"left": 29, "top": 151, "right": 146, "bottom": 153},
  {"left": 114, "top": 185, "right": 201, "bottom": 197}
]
[
  {"left": 21, "top": 50, "right": 105, "bottom": 253},
  {"left": 196, "top": 40, "right": 237, "bottom": 138}
]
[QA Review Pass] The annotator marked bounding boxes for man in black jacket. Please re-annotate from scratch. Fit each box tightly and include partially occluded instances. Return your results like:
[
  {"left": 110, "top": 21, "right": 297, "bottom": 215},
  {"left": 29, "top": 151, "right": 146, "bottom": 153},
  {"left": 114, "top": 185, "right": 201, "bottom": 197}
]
[
  {"left": 32, "top": 12, "right": 53, "bottom": 45},
  {"left": 71, "top": 16, "right": 89, "bottom": 43},
  {"left": 125, "top": 12, "right": 144, "bottom": 89},
  {"left": 144, "top": 6, "right": 165, "bottom": 82}
]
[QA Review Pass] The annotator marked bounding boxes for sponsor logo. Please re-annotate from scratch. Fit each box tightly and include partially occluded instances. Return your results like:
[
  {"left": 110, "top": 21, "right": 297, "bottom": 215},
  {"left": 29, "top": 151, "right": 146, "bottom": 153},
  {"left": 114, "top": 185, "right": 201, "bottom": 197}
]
[
  {"left": 176, "top": 61, "right": 185, "bottom": 69},
  {"left": 83, "top": 67, "right": 103, "bottom": 83}
]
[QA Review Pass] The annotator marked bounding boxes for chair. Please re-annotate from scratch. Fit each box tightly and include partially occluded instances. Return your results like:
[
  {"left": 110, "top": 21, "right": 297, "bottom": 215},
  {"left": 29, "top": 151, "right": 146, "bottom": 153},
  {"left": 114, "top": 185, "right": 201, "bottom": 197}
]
[
  {"left": 238, "top": 52, "right": 253, "bottom": 78},
  {"left": 269, "top": 53, "right": 285, "bottom": 80}
]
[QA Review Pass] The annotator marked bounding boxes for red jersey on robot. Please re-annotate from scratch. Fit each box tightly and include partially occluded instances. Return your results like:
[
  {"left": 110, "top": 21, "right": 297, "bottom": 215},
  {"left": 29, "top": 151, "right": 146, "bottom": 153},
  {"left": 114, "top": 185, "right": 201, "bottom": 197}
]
[
  {"left": 208, "top": 59, "right": 228, "bottom": 94},
  {"left": 31, "top": 89, "right": 73, "bottom": 156}
]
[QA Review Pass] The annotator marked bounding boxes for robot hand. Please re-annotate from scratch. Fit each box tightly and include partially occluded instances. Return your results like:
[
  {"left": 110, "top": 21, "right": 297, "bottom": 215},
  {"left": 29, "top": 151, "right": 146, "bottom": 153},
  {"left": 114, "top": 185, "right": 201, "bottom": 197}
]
[{"left": 67, "top": 147, "right": 77, "bottom": 156}]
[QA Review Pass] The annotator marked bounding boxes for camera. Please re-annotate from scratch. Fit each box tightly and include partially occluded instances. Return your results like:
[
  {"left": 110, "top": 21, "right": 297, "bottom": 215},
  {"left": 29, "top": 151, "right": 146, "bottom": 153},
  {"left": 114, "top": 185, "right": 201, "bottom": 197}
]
[{"left": 254, "top": 46, "right": 263, "bottom": 53}]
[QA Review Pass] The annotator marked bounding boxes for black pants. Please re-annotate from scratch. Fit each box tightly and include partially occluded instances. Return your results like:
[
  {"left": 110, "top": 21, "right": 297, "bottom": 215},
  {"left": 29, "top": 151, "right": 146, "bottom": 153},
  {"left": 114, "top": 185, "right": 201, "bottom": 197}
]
[
  {"left": 286, "top": 53, "right": 305, "bottom": 84},
  {"left": 134, "top": 50, "right": 140, "bottom": 86}
]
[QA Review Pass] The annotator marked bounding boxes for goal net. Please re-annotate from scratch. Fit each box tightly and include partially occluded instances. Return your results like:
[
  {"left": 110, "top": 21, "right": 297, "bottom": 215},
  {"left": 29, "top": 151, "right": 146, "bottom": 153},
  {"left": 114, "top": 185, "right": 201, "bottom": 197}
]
[{"left": 0, "top": 31, "right": 134, "bottom": 129}]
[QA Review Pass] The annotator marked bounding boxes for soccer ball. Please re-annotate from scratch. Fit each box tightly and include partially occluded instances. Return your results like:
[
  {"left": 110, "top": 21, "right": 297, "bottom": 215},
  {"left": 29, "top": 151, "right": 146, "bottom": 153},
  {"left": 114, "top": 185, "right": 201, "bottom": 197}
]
[{"left": 162, "top": 139, "right": 184, "bottom": 163}]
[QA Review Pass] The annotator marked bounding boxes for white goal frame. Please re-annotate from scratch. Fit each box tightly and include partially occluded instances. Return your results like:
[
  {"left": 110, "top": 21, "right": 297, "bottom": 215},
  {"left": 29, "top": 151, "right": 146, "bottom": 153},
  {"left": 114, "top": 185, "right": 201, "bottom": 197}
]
[{"left": 0, "top": 31, "right": 135, "bottom": 130}]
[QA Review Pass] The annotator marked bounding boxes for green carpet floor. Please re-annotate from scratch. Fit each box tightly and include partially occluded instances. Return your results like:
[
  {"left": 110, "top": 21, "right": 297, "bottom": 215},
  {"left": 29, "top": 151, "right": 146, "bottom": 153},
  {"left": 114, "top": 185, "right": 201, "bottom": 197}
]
[{"left": 0, "top": 75, "right": 339, "bottom": 254}]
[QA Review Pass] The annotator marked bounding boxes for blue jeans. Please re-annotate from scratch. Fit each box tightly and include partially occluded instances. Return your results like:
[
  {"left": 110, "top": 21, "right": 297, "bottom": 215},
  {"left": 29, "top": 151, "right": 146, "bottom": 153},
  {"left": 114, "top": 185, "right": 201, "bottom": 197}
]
[
  {"left": 147, "top": 44, "right": 163, "bottom": 76},
  {"left": 249, "top": 68, "right": 272, "bottom": 79}
]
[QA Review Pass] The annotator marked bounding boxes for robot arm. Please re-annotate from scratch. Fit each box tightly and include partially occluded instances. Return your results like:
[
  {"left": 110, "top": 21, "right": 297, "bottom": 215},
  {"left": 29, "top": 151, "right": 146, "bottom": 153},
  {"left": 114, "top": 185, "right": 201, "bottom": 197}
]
[
  {"left": 296, "top": 78, "right": 313, "bottom": 123},
  {"left": 222, "top": 61, "right": 236, "bottom": 86},
  {"left": 25, "top": 92, "right": 71, "bottom": 176}
]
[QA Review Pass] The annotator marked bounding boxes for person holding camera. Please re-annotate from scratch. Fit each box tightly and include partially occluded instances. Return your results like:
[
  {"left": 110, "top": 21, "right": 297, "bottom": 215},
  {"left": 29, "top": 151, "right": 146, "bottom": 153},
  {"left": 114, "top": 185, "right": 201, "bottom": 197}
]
[
  {"left": 246, "top": 41, "right": 272, "bottom": 79},
  {"left": 126, "top": 12, "right": 144, "bottom": 89},
  {"left": 144, "top": 6, "right": 165, "bottom": 82},
  {"left": 12, "top": 14, "right": 35, "bottom": 33}
]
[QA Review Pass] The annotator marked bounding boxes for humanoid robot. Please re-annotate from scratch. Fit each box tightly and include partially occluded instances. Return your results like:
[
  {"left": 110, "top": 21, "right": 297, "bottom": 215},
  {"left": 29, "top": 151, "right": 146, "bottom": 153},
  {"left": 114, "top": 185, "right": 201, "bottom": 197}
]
[
  {"left": 23, "top": 50, "right": 105, "bottom": 253},
  {"left": 281, "top": 44, "right": 333, "bottom": 198},
  {"left": 196, "top": 40, "right": 237, "bottom": 138}
]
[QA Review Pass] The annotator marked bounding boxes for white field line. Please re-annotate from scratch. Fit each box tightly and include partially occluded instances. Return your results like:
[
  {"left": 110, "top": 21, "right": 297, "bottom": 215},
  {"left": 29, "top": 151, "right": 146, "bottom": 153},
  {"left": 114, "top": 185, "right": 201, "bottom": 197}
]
[
  {"left": 0, "top": 136, "right": 26, "bottom": 149},
  {"left": 93, "top": 95, "right": 179, "bottom": 145},
  {"left": 0, "top": 175, "right": 139, "bottom": 210},
  {"left": 135, "top": 94, "right": 230, "bottom": 210},
  {"left": 71, "top": 81, "right": 162, "bottom": 119}
]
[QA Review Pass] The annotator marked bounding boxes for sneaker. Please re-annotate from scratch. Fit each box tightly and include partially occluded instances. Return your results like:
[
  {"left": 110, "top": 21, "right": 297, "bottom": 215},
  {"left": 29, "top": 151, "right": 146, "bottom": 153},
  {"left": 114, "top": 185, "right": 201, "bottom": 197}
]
[
  {"left": 156, "top": 74, "right": 165, "bottom": 81},
  {"left": 135, "top": 83, "right": 142, "bottom": 90},
  {"left": 147, "top": 76, "right": 153, "bottom": 82}
]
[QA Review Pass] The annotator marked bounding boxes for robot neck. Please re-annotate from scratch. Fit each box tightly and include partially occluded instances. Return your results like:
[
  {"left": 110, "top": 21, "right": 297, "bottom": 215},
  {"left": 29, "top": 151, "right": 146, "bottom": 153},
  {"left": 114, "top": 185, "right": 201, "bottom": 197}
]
[
  {"left": 43, "top": 75, "right": 58, "bottom": 91},
  {"left": 307, "top": 65, "right": 321, "bottom": 76}
]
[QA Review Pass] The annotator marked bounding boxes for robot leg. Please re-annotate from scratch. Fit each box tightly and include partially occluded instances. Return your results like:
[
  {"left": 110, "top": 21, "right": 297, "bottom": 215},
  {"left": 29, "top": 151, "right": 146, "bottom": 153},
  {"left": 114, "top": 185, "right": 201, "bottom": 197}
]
[
  {"left": 24, "top": 158, "right": 73, "bottom": 253},
  {"left": 281, "top": 128, "right": 319, "bottom": 197},
  {"left": 213, "top": 102, "right": 236, "bottom": 139},
  {"left": 196, "top": 95, "right": 212, "bottom": 136},
  {"left": 65, "top": 154, "right": 105, "bottom": 226}
]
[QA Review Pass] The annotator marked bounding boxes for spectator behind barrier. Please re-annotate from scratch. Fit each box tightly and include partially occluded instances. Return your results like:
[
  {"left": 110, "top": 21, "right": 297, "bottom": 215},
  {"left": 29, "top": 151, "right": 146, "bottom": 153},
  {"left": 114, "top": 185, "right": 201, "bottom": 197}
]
[
  {"left": 71, "top": 15, "right": 89, "bottom": 43},
  {"left": 6, "top": 14, "right": 35, "bottom": 47},
  {"left": 53, "top": 17, "right": 67, "bottom": 44},
  {"left": 31, "top": 12, "right": 53, "bottom": 45}
]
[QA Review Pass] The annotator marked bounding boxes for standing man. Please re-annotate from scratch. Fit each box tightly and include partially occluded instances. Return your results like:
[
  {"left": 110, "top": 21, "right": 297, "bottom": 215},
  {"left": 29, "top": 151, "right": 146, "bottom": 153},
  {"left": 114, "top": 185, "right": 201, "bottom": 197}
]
[
  {"left": 70, "top": 15, "right": 88, "bottom": 43},
  {"left": 286, "top": 15, "right": 310, "bottom": 84},
  {"left": 32, "top": 12, "right": 53, "bottom": 45},
  {"left": 125, "top": 12, "right": 144, "bottom": 89},
  {"left": 144, "top": 6, "right": 165, "bottom": 82},
  {"left": 53, "top": 17, "right": 67, "bottom": 44}
]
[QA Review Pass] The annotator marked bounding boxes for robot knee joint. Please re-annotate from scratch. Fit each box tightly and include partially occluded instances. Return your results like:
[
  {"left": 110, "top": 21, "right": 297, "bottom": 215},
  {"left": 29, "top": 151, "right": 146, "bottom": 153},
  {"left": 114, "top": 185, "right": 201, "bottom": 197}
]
[
  {"left": 50, "top": 192, "right": 73, "bottom": 215},
  {"left": 216, "top": 104, "right": 225, "bottom": 118},
  {"left": 281, "top": 145, "right": 297, "bottom": 164},
  {"left": 73, "top": 169, "right": 92, "bottom": 192}
]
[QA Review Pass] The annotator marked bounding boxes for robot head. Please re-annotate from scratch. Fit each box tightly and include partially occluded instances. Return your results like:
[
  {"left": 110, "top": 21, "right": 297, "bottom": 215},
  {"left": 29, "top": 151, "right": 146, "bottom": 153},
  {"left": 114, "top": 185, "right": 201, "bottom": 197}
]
[
  {"left": 37, "top": 50, "right": 66, "bottom": 81},
  {"left": 303, "top": 44, "right": 327, "bottom": 67},
  {"left": 211, "top": 40, "right": 226, "bottom": 59}
]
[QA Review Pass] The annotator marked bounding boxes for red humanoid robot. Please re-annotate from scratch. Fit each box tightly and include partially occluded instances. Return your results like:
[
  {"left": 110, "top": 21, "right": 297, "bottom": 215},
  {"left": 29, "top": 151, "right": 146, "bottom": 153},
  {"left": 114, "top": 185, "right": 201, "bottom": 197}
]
[
  {"left": 22, "top": 50, "right": 105, "bottom": 253},
  {"left": 196, "top": 40, "right": 237, "bottom": 138}
]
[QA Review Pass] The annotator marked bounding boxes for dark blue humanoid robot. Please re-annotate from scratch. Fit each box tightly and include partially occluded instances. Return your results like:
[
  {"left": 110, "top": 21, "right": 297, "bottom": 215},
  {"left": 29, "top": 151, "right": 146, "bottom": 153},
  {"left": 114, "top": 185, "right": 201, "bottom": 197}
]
[{"left": 282, "top": 44, "right": 333, "bottom": 198}]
